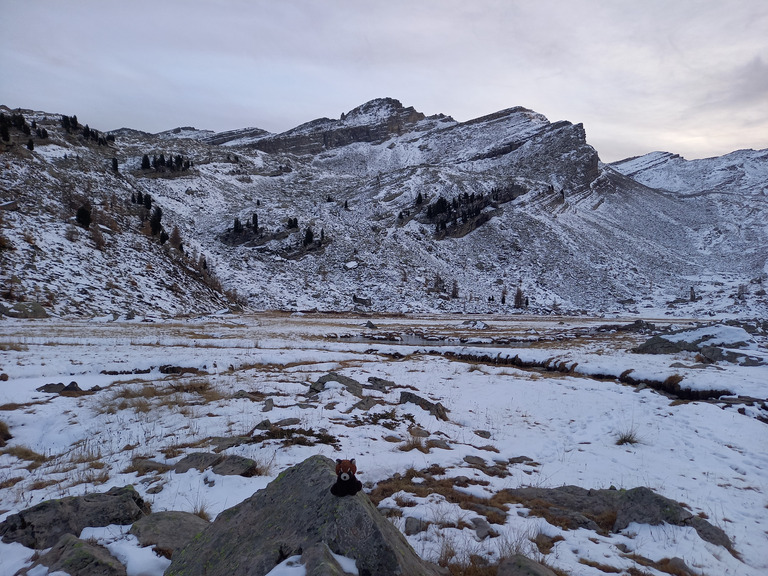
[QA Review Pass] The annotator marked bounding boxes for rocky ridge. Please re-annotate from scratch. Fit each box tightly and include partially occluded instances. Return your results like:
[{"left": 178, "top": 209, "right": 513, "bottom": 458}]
[{"left": 1, "top": 99, "right": 766, "bottom": 318}]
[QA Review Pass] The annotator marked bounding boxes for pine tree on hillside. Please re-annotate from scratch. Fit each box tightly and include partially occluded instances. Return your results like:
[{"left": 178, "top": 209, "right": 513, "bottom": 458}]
[
  {"left": 27, "top": 139, "right": 34, "bottom": 151},
  {"left": 141, "top": 154, "right": 151, "bottom": 170},
  {"left": 303, "top": 227, "right": 314, "bottom": 247},
  {"left": 514, "top": 287, "right": 525, "bottom": 308},
  {"left": 150, "top": 206, "right": 163, "bottom": 235},
  {"left": 112, "top": 158, "right": 118, "bottom": 172},
  {"left": 143, "top": 193, "right": 152, "bottom": 209},
  {"left": 76, "top": 204, "right": 92, "bottom": 229},
  {"left": 169, "top": 226, "right": 182, "bottom": 249}
]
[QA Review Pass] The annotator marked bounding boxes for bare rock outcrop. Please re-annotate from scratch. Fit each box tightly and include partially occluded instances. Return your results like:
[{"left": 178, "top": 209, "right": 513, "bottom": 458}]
[
  {"left": 0, "top": 485, "right": 150, "bottom": 549},
  {"left": 165, "top": 454, "right": 442, "bottom": 576}
]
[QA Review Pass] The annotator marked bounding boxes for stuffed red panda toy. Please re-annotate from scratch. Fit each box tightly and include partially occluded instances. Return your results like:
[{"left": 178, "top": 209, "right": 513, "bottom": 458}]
[{"left": 330, "top": 458, "right": 362, "bottom": 496}]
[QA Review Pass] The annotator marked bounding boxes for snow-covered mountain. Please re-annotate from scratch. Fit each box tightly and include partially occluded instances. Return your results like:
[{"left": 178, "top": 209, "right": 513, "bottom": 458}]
[{"left": 1, "top": 100, "right": 766, "bottom": 318}]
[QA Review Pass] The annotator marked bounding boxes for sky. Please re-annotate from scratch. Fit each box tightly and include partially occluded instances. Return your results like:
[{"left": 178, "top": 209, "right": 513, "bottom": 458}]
[{"left": 1, "top": 0, "right": 767, "bottom": 163}]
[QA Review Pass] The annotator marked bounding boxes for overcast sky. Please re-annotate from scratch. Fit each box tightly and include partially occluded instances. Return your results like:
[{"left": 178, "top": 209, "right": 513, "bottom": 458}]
[{"left": 2, "top": 0, "right": 767, "bottom": 162}]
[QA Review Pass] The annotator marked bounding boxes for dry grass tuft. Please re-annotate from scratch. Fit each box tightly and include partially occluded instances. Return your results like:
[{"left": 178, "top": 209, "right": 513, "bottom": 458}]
[
  {"left": 0, "top": 419, "right": 11, "bottom": 447},
  {"left": 2, "top": 445, "right": 50, "bottom": 469}
]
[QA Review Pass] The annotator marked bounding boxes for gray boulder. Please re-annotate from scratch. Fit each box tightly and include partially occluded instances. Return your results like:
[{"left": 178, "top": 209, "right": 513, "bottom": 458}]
[
  {"left": 0, "top": 485, "right": 149, "bottom": 549},
  {"left": 399, "top": 391, "right": 449, "bottom": 421},
  {"left": 130, "top": 511, "right": 209, "bottom": 557},
  {"left": 165, "top": 455, "right": 442, "bottom": 576},
  {"left": 17, "top": 533, "right": 127, "bottom": 576},
  {"left": 310, "top": 372, "right": 364, "bottom": 397},
  {"left": 497, "top": 554, "right": 557, "bottom": 576},
  {"left": 497, "top": 485, "right": 731, "bottom": 550},
  {"left": 0, "top": 301, "right": 49, "bottom": 319}
]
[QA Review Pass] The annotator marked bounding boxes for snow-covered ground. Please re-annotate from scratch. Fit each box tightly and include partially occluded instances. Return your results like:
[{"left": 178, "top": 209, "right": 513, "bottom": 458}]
[{"left": 1, "top": 314, "right": 766, "bottom": 575}]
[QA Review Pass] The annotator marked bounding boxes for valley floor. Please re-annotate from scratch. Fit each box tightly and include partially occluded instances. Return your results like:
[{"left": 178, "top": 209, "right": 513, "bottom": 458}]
[{"left": 0, "top": 313, "right": 766, "bottom": 575}]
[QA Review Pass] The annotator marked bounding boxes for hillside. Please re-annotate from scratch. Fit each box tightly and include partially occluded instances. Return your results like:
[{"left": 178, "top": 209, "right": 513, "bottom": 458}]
[{"left": 1, "top": 100, "right": 767, "bottom": 318}]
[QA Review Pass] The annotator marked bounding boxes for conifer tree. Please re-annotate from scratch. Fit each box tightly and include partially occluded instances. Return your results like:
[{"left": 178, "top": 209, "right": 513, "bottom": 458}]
[
  {"left": 150, "top": 206, "right": 163, "bottom": 235},
  {"left": 76, "top": 204, "right": 91, "bottom": 229},
  {"left": 141, "top": 154, "right": 151, "bottom": 170},
  {"left": 303, "top": 227, "right": 314, "bottom": 247},
  {"left": 27, "top": 139, "right": 34, "bottom": 151}
]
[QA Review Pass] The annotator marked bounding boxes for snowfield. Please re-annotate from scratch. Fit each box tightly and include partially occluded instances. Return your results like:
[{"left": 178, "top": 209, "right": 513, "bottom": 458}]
[{"left": 1, "top": 314, "right": 766, "bottom": 576}]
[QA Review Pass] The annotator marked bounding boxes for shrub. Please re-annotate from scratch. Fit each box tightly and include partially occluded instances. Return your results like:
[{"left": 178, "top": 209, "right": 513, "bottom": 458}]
[
  {"left": 76, "top": 204, "right": 92, "bottom": 229},
  {"left": 0, "top": 420, "right": 11, "bottom": 447}
]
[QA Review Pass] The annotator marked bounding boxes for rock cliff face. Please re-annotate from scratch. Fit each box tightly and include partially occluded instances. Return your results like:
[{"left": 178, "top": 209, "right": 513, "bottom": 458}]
[
  {"left": 251, "top": 98, "right": 427, "bottom": 155},
  {"left": 165, "top": 455, "right": 442, "bottom": 576}
]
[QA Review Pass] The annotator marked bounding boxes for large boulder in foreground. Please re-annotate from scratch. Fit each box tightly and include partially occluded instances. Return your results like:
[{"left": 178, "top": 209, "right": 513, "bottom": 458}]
[
  {"left": 0, "top": 485, "right": 149, "bottom": 549},
  {"left": 165, "top": 455, "right": 441, "bottom": 576}
]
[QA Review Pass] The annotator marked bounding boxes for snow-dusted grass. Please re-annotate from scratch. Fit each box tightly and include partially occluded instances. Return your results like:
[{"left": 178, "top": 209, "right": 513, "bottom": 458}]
[{"left": 1, "top": 314, "right": 766, "bottom": 576}]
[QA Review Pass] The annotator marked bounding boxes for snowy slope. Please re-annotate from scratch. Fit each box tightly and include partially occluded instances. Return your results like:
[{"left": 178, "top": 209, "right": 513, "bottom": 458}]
[{"left": 2, "top": 100, "right": 767, "bottom": 319}]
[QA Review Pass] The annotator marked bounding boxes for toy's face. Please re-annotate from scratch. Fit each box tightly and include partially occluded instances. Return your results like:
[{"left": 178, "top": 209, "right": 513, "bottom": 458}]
[{"left": 336, "top": 458, "right": 357, "bottom": 481}]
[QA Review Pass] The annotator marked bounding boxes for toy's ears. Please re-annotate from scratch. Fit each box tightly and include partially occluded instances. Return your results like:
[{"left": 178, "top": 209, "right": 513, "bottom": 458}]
[
  {"left": 336, "top": 459, "right": 342, "bottom": 464},
  {"left": 350, "top": 458, "right": 356, "bottom": 465}
]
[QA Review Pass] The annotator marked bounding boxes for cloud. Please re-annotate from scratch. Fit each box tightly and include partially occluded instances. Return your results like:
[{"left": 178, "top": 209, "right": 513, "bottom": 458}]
[{"left": 1, "top": 0, "right": 767, "bottom": 161}]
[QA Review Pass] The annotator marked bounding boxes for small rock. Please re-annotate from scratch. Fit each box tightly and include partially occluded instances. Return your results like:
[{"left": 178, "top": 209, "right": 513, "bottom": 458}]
[
  {"left": 426, "top": 438, "right": 451, "bottom": 450},
  {"left": 353, "top": 396, "right": 380, "bottom": 411},
  {"left": 464, "top": 455, "right": 486, "bottom": 467},
  {"left": 130, "top": 511, "right": 209, "bottom": 556},
  {"left": 275, "top": 417, "right": 301, "bottom": 427},
  {"left": 474, "top": 430, "right": 492, "bottom": 439},
  {"left": 254, "top": 419, "right": 272, "bottom": 431},
  {"left": 37, "top": 382, "right": 66, "bottom": 393},
  {"left": 470, "top": 517, "right": 495, "bottom": 539},
  {"left": 262, "top": 398, "right": 275, "bottom": 412},
  {"left": 211, "top": 455, "right": 262, "bottom": 477},
  {"left": 367, "top": 376, "right": 395, "bottom": 391},
  {"left": 408, "top": 426, "right": 430, "bottom": 438},
  {"left": 174, "top": 453, "right": 223, "bottom": 474},
  {"left": 365, "top": 320, "right": 379, "bottom": 329},
  {"left": 497, "top": 553, "right": 557, "bottom": 576},
  {"left": 404, "top": 516, "right": 427, "bottom": 535},
  {"left": 398, "top": 391, "right": 449, "bottom": 421},
  {"left": 20, "top": 533, "right": 127, "bottom": 576}
]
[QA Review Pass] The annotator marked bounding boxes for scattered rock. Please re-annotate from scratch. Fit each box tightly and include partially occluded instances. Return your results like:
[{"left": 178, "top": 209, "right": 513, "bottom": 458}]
[
  {"left": 352, "top": 295, "right": 372, "bottom": 306},
  {"left": 497, "top": 553, "right": 558, "bottom": 576},
  {"left": 159, "top": 365, "right": 200, "bottom": 375},
  {"left": 211, "top": 455, "right": 262, "bottom": 477},
  {"left": 470, "top": 517, "right": 496, "bottom": 539},
  {"left": 262, "top": 397, "right": 275, "bottom": 412},
  {"left": 311, "top": 372, "right": 364, "bottom": 397},
  {"left": 398, "top": 391, "right": 449, "bottom": 421},
  {"left": 130, "top": 511, "right": 209, "bottom": 557},
  {"left": 129, "top": 457, "right": 172, "bottom": 476},
  {"left": 633, "top": 335, "right": 696, "bottom": 354},
  {"left": 275, "top": 417, "right": 301, "bottom": 427},
  {"left": 254, "top": 418, "right": 272, "bottom": 430},
  {"left": 37, "top": 382, "right": 66, "bottom": 393},
  {"left": 367, "top": 376, "right": 395, "bottom": 391},
  {"left": 464, "top": 455, "right": 487, "bottom": 467},
  {"left": 173, "top": 453, "right": 262, "bottom": 477},
  {"left": 0, "top": 301, "right": 49, "bottom": 318},
  {"left": 474, "top": 429, "right": 492, "bottom": 439},
  {"left": 408, "top": 426, "right": 430, "bottom": 438},
  {"left": 0, "top": 485, "right": 150, "bottom": 549},
  {"left": 365, "top": 320, "right": 379, "bottom": 329},
  {"left": 353, "top": 396, "right": 380, "bottom": 411},
  {"left": 404, "top": 516, "right": 428, "bottom": 535},
  {"left": 496, "top": 485, "right": 732, "bottom": 550},
  {"left": 174, "top": 452, "right": 223, "bottom": 474},
  {"left": 18, "top": 533, "right": 127, "bottom": 576},
  {"left": 165, "top": 455, "right": 442, "bottom": 576},
  {"left": 426, "top": 438, "right": 451, "bottom": 450}
]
